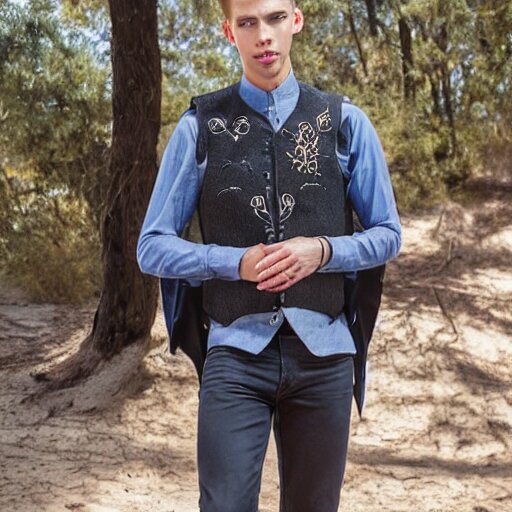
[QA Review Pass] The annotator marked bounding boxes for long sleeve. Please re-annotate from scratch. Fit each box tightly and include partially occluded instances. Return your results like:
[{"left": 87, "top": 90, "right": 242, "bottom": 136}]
[
  {"left": 319, "top": 103, "right": 401, "bottom": 272},
  {"left": 136, "top": 110, "right": 246, "bottom": 281}
]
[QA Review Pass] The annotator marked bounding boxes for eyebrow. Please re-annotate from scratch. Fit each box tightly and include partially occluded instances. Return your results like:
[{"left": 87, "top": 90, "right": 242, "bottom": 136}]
[{"left": 235, "top": 10, "right": 289, "bottom": 23}]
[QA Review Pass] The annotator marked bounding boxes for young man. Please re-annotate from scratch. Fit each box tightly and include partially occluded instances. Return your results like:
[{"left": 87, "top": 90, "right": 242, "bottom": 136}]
[{"left": 137, "top": 0, "right": 401, "bottom": 510}]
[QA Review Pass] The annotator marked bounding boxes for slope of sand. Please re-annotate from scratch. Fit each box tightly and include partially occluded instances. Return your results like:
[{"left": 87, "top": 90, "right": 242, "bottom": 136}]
[{"left": 1, "top": 184, "right": 511, "bottom": 512}]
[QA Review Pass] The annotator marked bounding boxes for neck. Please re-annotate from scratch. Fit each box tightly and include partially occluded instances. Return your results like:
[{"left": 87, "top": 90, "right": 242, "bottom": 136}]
[{"left": 244, "top": 60, "right": 292, "bottom": 92}]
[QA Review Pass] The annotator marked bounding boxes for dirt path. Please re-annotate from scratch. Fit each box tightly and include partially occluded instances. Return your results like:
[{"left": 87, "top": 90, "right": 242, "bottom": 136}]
[{"left": 1, "top": 184, "right": 511, "bottom": 512}]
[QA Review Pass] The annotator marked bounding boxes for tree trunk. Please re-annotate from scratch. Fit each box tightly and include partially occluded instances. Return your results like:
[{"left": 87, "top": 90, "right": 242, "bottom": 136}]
[
  {"left": 434, "top": 22, "right": 457, "bottom": 153},
  {"left": 37, "top": 0, "right": 161, "bottom": 389},
  {"left": 429, "top": 74, "right": 442, "bottom": 120},
  {"left": 364, "top": 0, "right": 378, "bottom": 37},
  {"left": 398, "top": 16, "right": 415, "bottom": 101},
  {"left": 348, "top": 2, "right": 369, "bottom": 77},
  {"left": 440, "top": 63, "right": 457, "bottom": 152},
  {"left": 98, "top": 0, "right": 161, "bottom": 352}
]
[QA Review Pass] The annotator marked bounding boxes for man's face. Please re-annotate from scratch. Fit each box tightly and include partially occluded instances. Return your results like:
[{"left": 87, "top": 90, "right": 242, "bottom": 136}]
[{"left": 223, "top": 0, "right": 304, "bottom": 91}]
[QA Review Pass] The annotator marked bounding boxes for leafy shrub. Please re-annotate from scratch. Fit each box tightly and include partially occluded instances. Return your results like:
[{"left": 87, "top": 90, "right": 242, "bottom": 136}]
[{"left": 0, "top": 190, "right": 102, "bottom": 304}]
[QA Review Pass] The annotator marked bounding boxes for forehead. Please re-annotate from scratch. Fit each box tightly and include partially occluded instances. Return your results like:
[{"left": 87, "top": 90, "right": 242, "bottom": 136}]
[{"left": 228, "top": 0, "right": 294, "bottom": 18}]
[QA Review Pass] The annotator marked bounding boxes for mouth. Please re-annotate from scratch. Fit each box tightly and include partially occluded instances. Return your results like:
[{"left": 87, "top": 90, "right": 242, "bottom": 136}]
[{"left": 254, "top": 51, "right": 279, "bottom": 64}]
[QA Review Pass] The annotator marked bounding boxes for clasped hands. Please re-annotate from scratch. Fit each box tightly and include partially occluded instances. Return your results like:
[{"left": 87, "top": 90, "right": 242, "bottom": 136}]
[{"left": 239, "top": 236, "right": 330, "bottom": 293}]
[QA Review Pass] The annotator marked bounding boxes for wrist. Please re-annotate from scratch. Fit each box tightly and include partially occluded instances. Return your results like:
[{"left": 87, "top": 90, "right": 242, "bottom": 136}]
[
  {"left": 315, "top": 236, "right": 331, "bottom": 269},
  {"left": 314, "top": 237, "right": 326, "bottom": 271}
]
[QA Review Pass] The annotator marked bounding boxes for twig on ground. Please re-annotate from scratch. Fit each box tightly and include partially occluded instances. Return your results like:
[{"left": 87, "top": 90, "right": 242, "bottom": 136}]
[
  {"left": 431, "top": 285, "right": 459, "bottom": 337},
  {"left": 432, "top": 204, "right": 447, "bottom": 238}
]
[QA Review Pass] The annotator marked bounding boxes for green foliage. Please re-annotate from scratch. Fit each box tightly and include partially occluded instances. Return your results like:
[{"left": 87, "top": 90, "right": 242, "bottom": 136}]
[
  {"left": 290, "top": 0, "right": 512, "bottom": 210},
  {"left": 0, "top": 1, "right": 110, "bottom": 177},
  {"left": 1, "top": 0, "right": 511, "bottom": 302},
  {"left": 0, "top": 0, "right": 109, "bottom": 302},
  {"left": 158, "top": 0, "right": 486, "bottom": 211},
  {"left": 0, "top": 168, "right": 102, "bottom": 303},
  {"left": 158, "top": 0, "right": 237, "bottom": 128}
]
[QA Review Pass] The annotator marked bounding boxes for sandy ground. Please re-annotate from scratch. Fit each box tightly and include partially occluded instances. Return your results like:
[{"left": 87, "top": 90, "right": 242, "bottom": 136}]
[{"left": 1, "top": 179, "right": 511, "bottom": 512}]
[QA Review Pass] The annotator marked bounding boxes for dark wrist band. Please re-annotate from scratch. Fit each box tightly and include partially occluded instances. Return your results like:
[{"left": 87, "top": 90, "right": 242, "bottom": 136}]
[
  {"left": 315, "top": 237, "right": 325, "bottom": 271},
  {"left": 318, "top": 236, "right": 332, "bottom": 266}
]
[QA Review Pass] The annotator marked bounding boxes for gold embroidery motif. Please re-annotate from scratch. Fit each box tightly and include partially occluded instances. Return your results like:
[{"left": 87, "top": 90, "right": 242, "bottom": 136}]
[
  {"left": 282, "top": 108, "right": 332, "bottom": 185},
  {"left": 316, "top": 108, "right": 333, "bottom": 132}
]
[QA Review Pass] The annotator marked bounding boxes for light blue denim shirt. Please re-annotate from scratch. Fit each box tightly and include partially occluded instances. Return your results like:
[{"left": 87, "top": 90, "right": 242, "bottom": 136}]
[{"left": 137, "top": 71, "right": 401, "bottom": 356}]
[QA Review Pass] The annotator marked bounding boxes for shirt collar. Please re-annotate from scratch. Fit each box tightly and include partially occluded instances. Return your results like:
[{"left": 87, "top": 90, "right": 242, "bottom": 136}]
[{"left": 239, "top": 70, "right": 299, "bottom": 116}]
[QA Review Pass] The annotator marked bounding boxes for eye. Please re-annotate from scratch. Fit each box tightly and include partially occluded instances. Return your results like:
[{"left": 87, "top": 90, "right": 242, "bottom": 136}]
[
  {"left": 238, "top": 19, "right": 256, "bottom": 28},
  {"left": 271, "top": 14, "right": 287, "bottom": 22}
]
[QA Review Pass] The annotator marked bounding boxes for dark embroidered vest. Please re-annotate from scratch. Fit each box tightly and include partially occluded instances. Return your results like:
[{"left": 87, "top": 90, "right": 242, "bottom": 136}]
[{"left": 192, "top": 82, "right": 351, "bottom": 325}]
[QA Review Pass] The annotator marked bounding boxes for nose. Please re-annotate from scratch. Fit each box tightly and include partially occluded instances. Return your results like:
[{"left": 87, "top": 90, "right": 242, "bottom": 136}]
[
  {"left": 257, "top": 37, "right": 272, "bottom": 47},
  {"left": 256, "top": 22, "right": 272, "bottom": 47}
]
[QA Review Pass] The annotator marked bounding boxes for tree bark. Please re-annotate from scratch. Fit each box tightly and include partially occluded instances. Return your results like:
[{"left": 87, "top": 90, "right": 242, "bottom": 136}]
[
  {"left": 38, "top": 0, "right": 161, "bottom": 389},
  {"left": 98, "top": 0, "right": 161, "bottom": 351},
  {"left": 429, "top": 74, "right": 442, "bottom": 120},
  {"left": 398, "top": 16, "right": 415, "bottom": 101},
  {"left": 434, "top": 22, "right": 457, "bottom": 153},
  {"left": 364, "top": 0, "right": 379, "bottom": 37},
  {"left": 348, "top": 2, "right": 369, "bottom": 77},
  {"left": 440, "top": 63, "right": 457, "bottom": 152}
]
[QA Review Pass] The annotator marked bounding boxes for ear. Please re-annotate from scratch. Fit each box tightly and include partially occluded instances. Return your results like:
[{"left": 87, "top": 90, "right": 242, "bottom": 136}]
[
  {"left": 223, "top": 20, "right": 236, "bottom": 45},
  {"left": 292, "top": 8, "right": 304, "bottom": 34}
]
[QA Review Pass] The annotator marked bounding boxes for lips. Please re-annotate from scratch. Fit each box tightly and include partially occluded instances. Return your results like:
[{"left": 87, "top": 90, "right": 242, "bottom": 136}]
[{"left": 254, "top": 51, "right": 279, "bottom": 65}]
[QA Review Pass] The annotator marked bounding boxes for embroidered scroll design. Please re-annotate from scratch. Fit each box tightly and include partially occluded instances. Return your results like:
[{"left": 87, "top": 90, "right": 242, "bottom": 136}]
[
  {"left": 280, "top": 193, "right": 295, "bottom": 223},
  {"left": 208, "top": 116, "right": 250, "bottom": 141},
  {"left": 221, "top": 159, "right": 254, "bottom": 173},
  {"left": 316, "top": 108, "right": 333, "bottom": 133},
  {"left": 217, "top": 187, "right": 242, "bottom": 197},
  {"left": 300, "top": 182, "right": 327, "bottom": 191},
  {"left": 250, "top": 193, "right": 296, "bottom": 243},
  {"left": 251, "top": 195, "right": 275, "bottom": 242},
  {"left": 282, "top": 107, "right": 333, "bottom": 179}
]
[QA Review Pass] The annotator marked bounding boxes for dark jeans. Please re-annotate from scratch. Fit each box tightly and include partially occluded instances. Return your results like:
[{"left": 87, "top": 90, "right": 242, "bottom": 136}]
[{"left": 197, "top": 330, "right": 354, "bottom": 512}]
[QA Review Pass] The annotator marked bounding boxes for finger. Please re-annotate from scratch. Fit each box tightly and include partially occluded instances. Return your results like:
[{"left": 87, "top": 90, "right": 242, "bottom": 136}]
[
  {"left": 261, "top": 241, "right": 286, "bottom": 254},
  {"left": 256, "top": 247, "right": 291, "bottom": 271},
  {"left": 264, "top": 275, "right": 302, "bottom": 292},
  {"left": 265, "top": 264, "right": 305, "bottom": 291},
  {"left": 255, "top": 248, "right": 294, "bottom": 274},
  {"left": 258, "top": 266, "right": 304, "bottom": 291},
  {"left": 256, "top": 253, "right": 298, "bottom": 282},
  {"left": 257, "top": 271, "right": 290, "bottom": 291},
  {"left": 284, "top": 263, "right": 302, "bottom": 279}
]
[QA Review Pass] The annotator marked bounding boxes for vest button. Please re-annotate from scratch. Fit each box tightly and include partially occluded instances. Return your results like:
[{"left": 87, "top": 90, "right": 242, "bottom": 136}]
[{"left": 269, "top": 311, "right": 280, "bottom": 326}]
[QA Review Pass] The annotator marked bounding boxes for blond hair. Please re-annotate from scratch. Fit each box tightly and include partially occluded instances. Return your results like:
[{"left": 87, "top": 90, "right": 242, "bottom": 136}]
[{"left": 218, "top": 0, "right": 297, "bottom": 19}]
